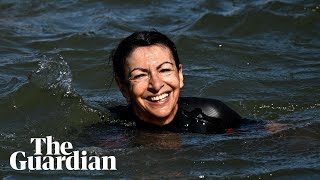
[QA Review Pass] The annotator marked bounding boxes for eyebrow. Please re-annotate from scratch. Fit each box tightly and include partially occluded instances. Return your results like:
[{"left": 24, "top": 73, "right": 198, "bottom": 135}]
[{"left": 128, "top": 61, "right": 174, "bottom": 76}]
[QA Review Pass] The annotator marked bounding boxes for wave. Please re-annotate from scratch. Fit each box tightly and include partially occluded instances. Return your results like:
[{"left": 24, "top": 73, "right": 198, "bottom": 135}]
[
  {"left": 190, "top": 0, "right": 319, "bottom": 37},
  {"left": 28, "top": 55, "right": 74, "bottom": 97}
]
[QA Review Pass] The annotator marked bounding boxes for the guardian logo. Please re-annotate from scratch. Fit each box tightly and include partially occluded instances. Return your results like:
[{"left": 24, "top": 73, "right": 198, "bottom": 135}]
[{"left": 10, "top": 136, "right": 117, "bottom": 171}]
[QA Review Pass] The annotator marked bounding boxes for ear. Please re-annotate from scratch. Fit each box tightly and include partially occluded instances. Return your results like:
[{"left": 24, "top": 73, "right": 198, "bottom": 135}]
[
  {"left": 178, "top": 64, "right": 184, "bottom": 88},
  {"left": 115, "top": 77, "right": 130, "bottom": 99}
]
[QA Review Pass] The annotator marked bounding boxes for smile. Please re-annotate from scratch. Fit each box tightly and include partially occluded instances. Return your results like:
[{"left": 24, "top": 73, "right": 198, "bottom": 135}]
[{"left": 147, "top": 93, "right": 169, "bottom": 102}]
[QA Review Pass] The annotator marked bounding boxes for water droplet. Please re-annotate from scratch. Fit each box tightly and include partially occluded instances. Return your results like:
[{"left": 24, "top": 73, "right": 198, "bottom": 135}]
[{"left": 197, "top": 114, "right": 203, "bottom": 118}]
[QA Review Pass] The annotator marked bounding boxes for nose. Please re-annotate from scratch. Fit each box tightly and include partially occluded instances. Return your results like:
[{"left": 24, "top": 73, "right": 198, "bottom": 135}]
[{"left": 148, "top": 72, "right": 164, "bottom": 93}]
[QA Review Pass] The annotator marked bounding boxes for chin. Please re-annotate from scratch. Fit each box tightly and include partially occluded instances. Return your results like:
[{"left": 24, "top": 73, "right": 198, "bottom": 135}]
[
  {"left": 147, "top": 105, "right": 177, "bottom": 120},
  {"left": 133, "top": 93, "right": 179, "bottom": 123}
]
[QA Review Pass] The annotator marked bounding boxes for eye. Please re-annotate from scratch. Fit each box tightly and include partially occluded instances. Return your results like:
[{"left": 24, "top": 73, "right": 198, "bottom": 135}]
[
  {"left": 132, "top": 74, "right": 147, "bottom": 80},
  {"left": 160, "top": 68, "right": 172, "bottom": 73}
]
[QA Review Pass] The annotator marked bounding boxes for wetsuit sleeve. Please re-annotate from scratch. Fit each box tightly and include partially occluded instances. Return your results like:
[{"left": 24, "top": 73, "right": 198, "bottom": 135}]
[{"left": 179, "top": 97, "right": 242, "bottom": 133}]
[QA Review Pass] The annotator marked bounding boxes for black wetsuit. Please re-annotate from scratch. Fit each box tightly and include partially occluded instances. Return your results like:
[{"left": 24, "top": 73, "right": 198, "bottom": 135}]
[{"left": 109, "top": 97, "right": 242, "bottom": 134}]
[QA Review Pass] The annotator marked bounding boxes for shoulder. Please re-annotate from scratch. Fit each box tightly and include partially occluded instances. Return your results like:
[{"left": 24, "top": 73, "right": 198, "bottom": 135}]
[{"left": 178, "top": 97, "right": 241, "bottom": 120}]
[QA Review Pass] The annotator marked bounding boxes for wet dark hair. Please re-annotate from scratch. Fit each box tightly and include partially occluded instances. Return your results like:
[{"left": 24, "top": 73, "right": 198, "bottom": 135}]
[{"left": 110, "top": 31, "right": 180, "bottom": 82}]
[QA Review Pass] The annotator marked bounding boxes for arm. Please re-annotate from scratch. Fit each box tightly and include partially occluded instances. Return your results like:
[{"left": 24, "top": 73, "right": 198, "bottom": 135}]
[{"left": 179, "top": 97, "right": 242, "bottom": 133}]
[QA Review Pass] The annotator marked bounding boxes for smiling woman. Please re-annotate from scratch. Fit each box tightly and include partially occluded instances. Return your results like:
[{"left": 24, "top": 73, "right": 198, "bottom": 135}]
[
  {"left": 119, "top": 45, "right": 183, "bottom": 126},
  {"left": 110, "top": 31, "right": 242, "bottom": 134}
]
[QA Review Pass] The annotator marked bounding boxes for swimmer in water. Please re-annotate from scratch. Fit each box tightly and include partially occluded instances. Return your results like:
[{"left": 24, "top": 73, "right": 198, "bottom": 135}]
[{"left": 109, "top": 31, "right": 242, "bottom": 134}]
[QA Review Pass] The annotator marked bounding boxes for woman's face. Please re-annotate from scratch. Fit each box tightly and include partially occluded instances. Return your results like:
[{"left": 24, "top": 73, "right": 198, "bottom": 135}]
[{"left": 117, "top": 45, "right": 184, "bottom": 126}]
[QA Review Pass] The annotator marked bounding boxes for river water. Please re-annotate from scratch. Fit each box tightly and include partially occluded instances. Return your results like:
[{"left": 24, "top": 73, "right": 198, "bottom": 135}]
[{"left": 0, "top": 0, "right": 319, "bottom": 179}]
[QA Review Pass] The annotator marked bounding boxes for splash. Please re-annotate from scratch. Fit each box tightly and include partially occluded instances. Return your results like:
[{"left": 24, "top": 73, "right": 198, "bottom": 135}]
[{"left": 29, "top": 55, "right": 75, "bottom": 97}]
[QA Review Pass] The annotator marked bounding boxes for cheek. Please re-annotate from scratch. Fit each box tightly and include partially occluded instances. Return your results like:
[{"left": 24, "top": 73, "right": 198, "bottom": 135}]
[
  {"left": 129, "top": 82, "right": 147, "bottom": 98},
  {"left": 166, "top": 74, "right": 181, "bottom": 87}
]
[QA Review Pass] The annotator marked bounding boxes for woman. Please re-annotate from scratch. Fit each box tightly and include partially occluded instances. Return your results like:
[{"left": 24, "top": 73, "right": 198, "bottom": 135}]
[{"left": 110, "top": 31, "right": 242, "bottom": 134}]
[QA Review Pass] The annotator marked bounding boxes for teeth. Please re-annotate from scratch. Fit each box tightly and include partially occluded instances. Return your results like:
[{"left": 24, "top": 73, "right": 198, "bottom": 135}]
[{"left": 149, "top": 93, "right": 169, "bottom": 102}]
